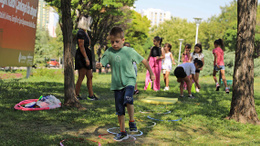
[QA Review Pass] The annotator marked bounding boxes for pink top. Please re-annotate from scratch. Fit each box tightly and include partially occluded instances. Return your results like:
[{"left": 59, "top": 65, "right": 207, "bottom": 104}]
[
  {"left": 212, "top": 47, "right": 224, "bottom": 66},
  {"left": 183, "top": 54, "right": 190, "bottom": 63}
]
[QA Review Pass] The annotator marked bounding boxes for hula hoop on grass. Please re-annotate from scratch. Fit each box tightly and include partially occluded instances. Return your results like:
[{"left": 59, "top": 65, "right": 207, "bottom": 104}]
[
  {"left": 107, "top": 127, "right": 143, "bottom": 137},
  {"left": 147, "top": 116, "right": 182, "bottom": 122},
  {"left": 14, "top": 99, "right": 61, "bottom": 111},
  {"left": 139, "top": 110, "right": 171, "bottom": 115},
  {"left": 59, "top": 138, "right": 101, "bottom": 146},
  {"left": 99, "top": 133, "right": 136, "bottom": 142}
]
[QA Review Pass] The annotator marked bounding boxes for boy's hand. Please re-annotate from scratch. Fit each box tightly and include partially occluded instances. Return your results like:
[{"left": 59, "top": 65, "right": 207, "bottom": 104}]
[
  {"left": 150, "top": 73, "right": 155, "bottom": 81},
  {"left": 96, "top": 62, "right": 102, "bottom": 69}
]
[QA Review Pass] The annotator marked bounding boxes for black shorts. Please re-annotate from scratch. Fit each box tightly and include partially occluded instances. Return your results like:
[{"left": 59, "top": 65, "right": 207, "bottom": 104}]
[
  {"left": 75, "top": 48, "right": 93, "bottom": 70},
  {"left": 195, "top": 69, "right": 200, "bottom": 73},
  {"left": 174, "top": 67, "right": 187, "bottom": 78}
]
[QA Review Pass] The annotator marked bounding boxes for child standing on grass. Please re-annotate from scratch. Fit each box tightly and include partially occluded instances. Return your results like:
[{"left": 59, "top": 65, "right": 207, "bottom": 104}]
[
  {"left": 96, "top": 27, "right": 155, "bottom": 141},
  {"left": 162, "top": 43, "right": 176, "bottom": 91},
  {"left": 123, "top": 42, "right": 139, "bottom": 95},
  {"left": 190, "top": 43, "right": 204, "bottom": 92},
  {"left": 174, "top": 59, "right": 203, "bottom": 98},
  {"left": 212, "top": 39, "right": 229, "bottom": 93},
  {"left": 181, "top": 44, "right": 192, "bottom": 90},
  {"left": 144, "top": 36, "right": 165, "bottom": 91}
]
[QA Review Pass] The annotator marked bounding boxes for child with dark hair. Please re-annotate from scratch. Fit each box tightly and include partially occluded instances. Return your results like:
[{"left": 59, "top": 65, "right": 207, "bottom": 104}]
[
  {"left": 190, "top": 43, "right": 204, "bottom": 92},
  {"left": 181, "top": 44, "right": 192, "bottom": 90},
  {"left": 213, "top": 39, "right": 229, "bottom": 93},
  {"left": 182, "top": 44, "right": 192, "bottom": 63},
  {"left": 162, "top": 43, "right": 176, "bottom": 91},
  {"left": 123, "top": 42, "right": 139, "bottom": 94},
  {"left": 144, "top": 36, "right": 165, "bottom": 91},
  {"left": 96, "top": 27, "right": 155, "bottom": 141},
  {"left": 174, "top": 58, "right": 203, "bottom": 98}
]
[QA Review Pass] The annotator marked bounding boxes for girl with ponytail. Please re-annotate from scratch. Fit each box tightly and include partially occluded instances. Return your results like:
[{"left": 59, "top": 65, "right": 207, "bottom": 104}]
[
  {"left": 213, "top": 39, "right": 229, "bottom": 94},
  {"left": 144, "top": 36, "right": 165, "bottom": 91}
]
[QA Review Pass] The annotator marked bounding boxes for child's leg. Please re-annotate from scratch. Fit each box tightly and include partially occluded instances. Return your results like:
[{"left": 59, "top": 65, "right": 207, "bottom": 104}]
[
  {"left": 114, "top": 89, "right": 126, "bottom": 132},
  {"left": 220, "top": 69, "right": 228, "bottom": 87},
  {"left": 180, "top": 80, "right": 184, "bottom": 95},
  {"left": 135, "top": 83, "right": 138, "bottom": 91},
  {"left": 153, "top": 62, "right": 161, "bottom": 91},
  {"left": 118, "top": 115, "right": 125, "bottom": 132},
  {"left": 126, "top": 104, "right": 134, "bottom": 121},
  {"left": 163, "top": 73, "right": 166, "bottom": 86},
  {"left": 213, "top": 69, "right": 218, "bottom": 83},
  {"left": 183, "top": 76, "right": 192, "bottom": 95},
  {"left": 165, "top": 71, "right": 170, "bottom": 87}
]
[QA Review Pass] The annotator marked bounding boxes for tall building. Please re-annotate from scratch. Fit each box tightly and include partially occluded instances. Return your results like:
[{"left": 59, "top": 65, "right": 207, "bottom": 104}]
[
  {"left": 140, "top": 8, "right": 171, "bottom": 27},
  {"left": 37, "top": 0, "right": 58, "bottom": 37}
]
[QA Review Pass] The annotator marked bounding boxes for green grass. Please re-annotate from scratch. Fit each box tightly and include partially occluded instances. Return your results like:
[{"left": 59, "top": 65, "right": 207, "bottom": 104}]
[{"left": 0, "top": 69, "right": 259, "bottom": 145}]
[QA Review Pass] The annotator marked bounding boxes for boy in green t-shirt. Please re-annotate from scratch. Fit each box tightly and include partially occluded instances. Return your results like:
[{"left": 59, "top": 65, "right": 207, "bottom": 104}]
[{"left": 96, "top": 27, "right": 155, "bottom": 141}]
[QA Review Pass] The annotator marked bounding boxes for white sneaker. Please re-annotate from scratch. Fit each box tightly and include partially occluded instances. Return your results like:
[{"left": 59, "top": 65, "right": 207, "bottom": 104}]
[
  {"left": 164, "top": 86, "right": 169, "bottom": 91},
  {"left": 195, "top": 87, "right": 200, "bottom": 92}
]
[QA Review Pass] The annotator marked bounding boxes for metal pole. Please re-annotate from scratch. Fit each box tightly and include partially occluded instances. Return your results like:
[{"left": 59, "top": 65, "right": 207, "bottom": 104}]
[
  {"left": 178, "top": 39, "right": 184, "bottom": 65},
  {"left": 195, "top": 23, "right": 199, "bottom": 44}
]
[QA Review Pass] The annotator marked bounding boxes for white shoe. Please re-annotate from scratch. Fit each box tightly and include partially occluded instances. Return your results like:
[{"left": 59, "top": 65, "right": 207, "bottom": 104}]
[
  {"left": 164, "top": 86, "right": 169, "bottom": 91},
  {"left": 195, "top": 87, "right": 200, "bottom": 92}
]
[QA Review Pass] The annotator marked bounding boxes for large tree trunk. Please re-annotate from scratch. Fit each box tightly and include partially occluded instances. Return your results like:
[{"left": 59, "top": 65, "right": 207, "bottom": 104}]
[
  {"left": 61, "top": 0, "right": 82, "bottom": 108},
  {"left": 227, "top": 0, "right": 259, "bottom": 124}
]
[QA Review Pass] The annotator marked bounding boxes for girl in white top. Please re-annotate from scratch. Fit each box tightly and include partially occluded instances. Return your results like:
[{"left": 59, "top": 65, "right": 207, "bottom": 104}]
[
  {"left": 190, "top": 43, "right": 204, "bottom": 92},
  {"left": 162, "top": 43, "right": 176, "bottom": 91}
]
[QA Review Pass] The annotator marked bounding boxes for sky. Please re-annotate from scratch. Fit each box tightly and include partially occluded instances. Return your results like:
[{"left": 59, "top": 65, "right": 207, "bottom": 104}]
[{"left": 134, "top": 0, "right": 233, "bottom": 22}]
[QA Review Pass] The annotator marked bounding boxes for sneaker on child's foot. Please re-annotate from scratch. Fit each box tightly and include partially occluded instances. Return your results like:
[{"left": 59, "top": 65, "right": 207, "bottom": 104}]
[
  {"left": 87, "top": 94, "right": 99, "bottom": 100},
  {"left": 164, "top": 86, "right": 169, "bottom": 91},
  {"left": 195, "top": 87, "right": 200, "bottom": 92},
  {"left": 113, "top": 132, "right": 129, "bottom": 141},
  {"left": 225, "top": 88, "right": 230, "bottom": 94},
  {"left": 179, "top": 95, "right": 185, "bottom": 98},
  {"left": 188, "top": 95, "right": 195, "bottom": 99},
  {"left": 129, "top": 122, "right": 138, "bottom": 132},
  {"left": 77, "top": 95, "right": 84, "bottom": 100},
  {"left": 216, "top": 84, "right": 220, "bottom": 91}
]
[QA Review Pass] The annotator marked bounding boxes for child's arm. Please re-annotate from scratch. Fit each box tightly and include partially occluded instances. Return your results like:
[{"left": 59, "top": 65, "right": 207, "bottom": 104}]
[
  {"left": 157, "top": 47, "right": 165, "bottom": 60},
  {"left": 181, "top": 50, "right": 186, "bottom": 62},
  {"left": 96, "top": 62, "right": 103, "bottom": 69},
  {"left": 201, "top": 57, "right": 204, "bottom": 70},
  {"left": 142, "top": 59, "right": 155, "bottom": 81},
  {"left": 170, "top": 53, "right": 176, "bottom": 65},
  {"left": 213, "top": 53, "right": 219, "bottom": 68},
  {"left": 192, "top": 74, "right": 200, "bottom": 89}
]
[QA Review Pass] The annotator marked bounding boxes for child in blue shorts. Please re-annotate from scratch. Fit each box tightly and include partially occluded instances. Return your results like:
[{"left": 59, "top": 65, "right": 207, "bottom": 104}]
[{"left": 96, "top": 27, "right": 155, "bottom": 141}]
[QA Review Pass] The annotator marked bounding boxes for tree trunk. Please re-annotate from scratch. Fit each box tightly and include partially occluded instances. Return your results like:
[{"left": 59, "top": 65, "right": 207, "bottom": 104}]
[
  {"left": 61, "top": 0, "right": 82, "bottom": 108},
  {"left": 227, "top": 0, "right": 259, "bottom": 124}
]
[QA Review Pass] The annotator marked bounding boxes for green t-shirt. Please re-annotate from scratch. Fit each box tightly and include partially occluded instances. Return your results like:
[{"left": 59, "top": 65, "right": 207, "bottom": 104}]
[{"left": 101, "top": 46, "right": 144, "bottom": 90}]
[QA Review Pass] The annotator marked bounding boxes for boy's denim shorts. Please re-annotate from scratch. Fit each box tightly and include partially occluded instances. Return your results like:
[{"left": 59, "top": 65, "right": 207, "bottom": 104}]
[
  {"left": 114, "top": 85, "right": 134, "bottom": 116},
  {"left": 214, "top": 65, "right": 225, "bottom": 71}
]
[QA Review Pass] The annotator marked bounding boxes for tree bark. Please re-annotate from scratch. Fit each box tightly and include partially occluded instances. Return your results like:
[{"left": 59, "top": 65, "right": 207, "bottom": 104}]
[
  {"left": 61, "top": 0, "right": 83, "bottom": 108},
  {"left": 227, "top": 0, "right": 259, "bottom": 124}
]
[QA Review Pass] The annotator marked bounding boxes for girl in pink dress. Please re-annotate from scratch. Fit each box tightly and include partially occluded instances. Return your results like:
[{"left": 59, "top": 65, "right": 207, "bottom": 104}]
[{"left": 144, "top": 36, "right": 165, "bottom": 91}]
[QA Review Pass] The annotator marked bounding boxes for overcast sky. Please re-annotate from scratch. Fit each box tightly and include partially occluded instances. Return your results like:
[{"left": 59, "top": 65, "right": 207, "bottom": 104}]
[{"left": 134, "top": 0, "right": 233, "bottom": 22}]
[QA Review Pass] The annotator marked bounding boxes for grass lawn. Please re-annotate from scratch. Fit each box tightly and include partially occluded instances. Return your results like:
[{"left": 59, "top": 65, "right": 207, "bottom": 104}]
[{"left": 0, "top": 68, "right": 259, "bottom": 145}]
